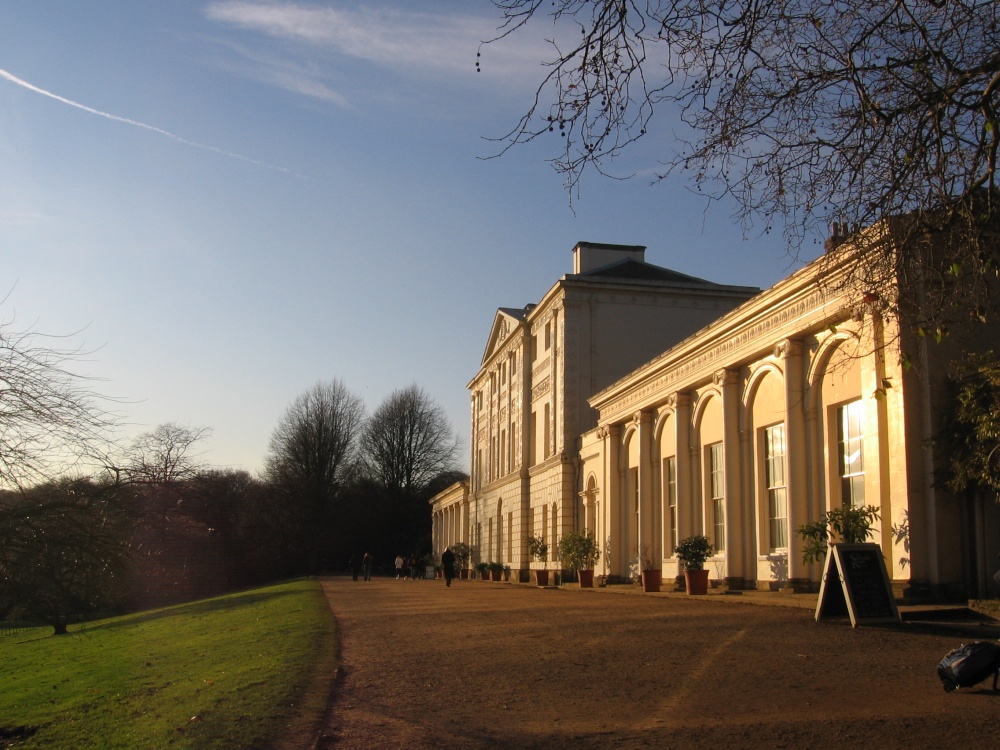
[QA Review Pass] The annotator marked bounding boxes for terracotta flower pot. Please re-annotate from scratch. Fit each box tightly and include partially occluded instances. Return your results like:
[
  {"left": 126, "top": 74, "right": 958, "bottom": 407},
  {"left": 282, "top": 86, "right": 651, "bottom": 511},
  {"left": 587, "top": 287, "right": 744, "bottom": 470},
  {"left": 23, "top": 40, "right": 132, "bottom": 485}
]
[
  {"left": 641, "top": 569, "right": 661, "bottom": 593},
  {"left": 578, "top": 569, "right": 595, "bottom": 588},
  {"left": 684, "top": 568, "right": 709, "bottom": 595},
  {"left": 535, "top": 569, "right": 549, "bottom": 587}
]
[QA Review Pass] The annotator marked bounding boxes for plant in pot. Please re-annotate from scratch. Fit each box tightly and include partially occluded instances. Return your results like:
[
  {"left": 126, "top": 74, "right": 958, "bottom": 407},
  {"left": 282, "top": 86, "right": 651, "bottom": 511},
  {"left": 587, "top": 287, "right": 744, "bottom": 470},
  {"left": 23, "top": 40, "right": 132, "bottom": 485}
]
[
  {"left": 674, "top": 535, "right": 715, "bottom": 595},
  {"left": 451, "top": 542, "right": 472, "bottom": 579},
  {"left": 527, "top": 535, "right": 550, "bottom": 586},
  {"left": 474, "top": 561, "right": 489, "bottom": 580},
  {"left": 558, "top": 531, "right": 601, "bottom": 588},
  {"left": 797, "top": 505, "right": 881, "bottom": 564},
  {"left": 487, "top": 561, "right": 504, "bottom": 581},
  {"left": 638, "top": 544, "right": 661, "bottom": 593}
]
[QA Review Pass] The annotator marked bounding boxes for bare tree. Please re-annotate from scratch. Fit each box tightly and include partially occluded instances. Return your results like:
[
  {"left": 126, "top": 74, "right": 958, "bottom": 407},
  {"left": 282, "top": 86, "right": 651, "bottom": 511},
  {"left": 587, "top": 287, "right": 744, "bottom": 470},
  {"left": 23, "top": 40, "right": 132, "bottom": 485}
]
[
  {"left": 362, "top": 386, "right": 459, "bottom": 496},
  {"left": 361, "top": 386, "right": 460, "bottom": 554},
  {"left": 483, "top": 0, "right": 1000, "bottom": 332},
  {"left": 0, "top": 315, "right": 117, "bottom": 490},
  {"left": 122, "top": 423, "right": 211, "bottom": 484},
  {"left": 265, "top": 380, "right": 366, "bottom": 571}
]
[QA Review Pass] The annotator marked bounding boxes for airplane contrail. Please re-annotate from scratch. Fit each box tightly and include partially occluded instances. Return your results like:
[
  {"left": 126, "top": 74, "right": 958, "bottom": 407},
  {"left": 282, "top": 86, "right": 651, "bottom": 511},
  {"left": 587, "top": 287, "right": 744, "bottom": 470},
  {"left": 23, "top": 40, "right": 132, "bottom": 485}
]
[{"left": 0, "top": 67, "right": 300, "bottom": 176}]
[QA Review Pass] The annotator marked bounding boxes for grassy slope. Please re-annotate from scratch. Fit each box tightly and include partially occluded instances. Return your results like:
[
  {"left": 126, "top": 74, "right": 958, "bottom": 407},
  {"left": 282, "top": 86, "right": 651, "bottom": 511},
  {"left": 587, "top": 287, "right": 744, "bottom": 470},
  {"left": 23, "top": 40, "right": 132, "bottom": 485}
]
[{"left": 0, "top": 578, "right": 337, "bottom": 749}]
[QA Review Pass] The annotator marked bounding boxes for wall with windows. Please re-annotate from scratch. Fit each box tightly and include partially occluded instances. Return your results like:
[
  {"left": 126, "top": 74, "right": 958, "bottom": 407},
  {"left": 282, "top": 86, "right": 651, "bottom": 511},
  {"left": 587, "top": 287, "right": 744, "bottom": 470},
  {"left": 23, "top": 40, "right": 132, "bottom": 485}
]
[
  {"left": 582, "top": 238, "right": 993, "bottom": 596},
  {"left": 451, "top": 232, "right": 1000, "bottom": 597},
  {"left": 460, "top": 242, "right": 758, "bottom": 580}
]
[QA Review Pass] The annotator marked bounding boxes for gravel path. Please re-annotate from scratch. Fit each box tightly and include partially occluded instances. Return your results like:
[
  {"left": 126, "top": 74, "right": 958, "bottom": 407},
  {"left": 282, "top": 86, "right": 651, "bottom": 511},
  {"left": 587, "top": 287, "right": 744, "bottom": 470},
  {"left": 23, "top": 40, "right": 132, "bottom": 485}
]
[{"left": 312, "top": 576, "right": 1000, "bottom": 749}]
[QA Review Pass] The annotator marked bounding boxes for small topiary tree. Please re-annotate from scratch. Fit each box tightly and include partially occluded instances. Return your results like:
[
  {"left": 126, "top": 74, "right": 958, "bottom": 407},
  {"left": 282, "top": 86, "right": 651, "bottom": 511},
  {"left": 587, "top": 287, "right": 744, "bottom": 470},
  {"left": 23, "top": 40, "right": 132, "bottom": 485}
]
[
  {"left": 450, "top": 542, "right": 472, "bottom": 571},
  {"left": 527, "top": 535, "right": 548, "bottom": 562},
  {"left": 674, "top": 535, "right": 715, "bottom": 571},
  {"left": 558, "top": 531, "right": 601, "bottom": 571}
]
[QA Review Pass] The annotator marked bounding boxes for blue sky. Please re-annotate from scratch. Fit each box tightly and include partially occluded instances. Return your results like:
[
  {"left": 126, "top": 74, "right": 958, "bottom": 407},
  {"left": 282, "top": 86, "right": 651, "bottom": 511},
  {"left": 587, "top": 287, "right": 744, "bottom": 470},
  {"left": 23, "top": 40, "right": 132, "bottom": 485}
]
[{"left": 0, "top": 1, "right": 815, "bottom": 475}]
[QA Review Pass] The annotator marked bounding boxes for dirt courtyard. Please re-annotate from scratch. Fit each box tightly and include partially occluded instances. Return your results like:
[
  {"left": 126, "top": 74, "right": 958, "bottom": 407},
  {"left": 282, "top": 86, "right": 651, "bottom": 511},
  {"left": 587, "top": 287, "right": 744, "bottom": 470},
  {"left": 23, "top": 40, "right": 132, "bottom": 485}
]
[{"left": 309, "top": 576, "right": 1000, "bottom": 749}]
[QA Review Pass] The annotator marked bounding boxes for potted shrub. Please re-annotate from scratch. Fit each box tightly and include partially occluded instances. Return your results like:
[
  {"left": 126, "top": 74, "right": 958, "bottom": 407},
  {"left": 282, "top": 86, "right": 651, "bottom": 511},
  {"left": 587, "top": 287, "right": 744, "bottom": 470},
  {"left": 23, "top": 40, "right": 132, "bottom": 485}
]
[
  {"left": 451, "top": 542, "right": 472, "bottom": 579},
  {"left": 488, "top": 561, "right": 504, "bottom": 581},
  {"left": 475, "top": 561, "right": 489, "bottom": 580},
  {"left": 797, "top": 505, "right": 881, "bottom": 564},
  {"left": 674, "top": 535, "right": 715, "bottom": 595},
  {"left": 527, "top": 535, "right": 550, "bottom": 586},
  {"left": 558, "top": 531, "right": 601, "bottom": 588},
  {"left": 638, "top": 544, "right": 661, "bottom": 593}
]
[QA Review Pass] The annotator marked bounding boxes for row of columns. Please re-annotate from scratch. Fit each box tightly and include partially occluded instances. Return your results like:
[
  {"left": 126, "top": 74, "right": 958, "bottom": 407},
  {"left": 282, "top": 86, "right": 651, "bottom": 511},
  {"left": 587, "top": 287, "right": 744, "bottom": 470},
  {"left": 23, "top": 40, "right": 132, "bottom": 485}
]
[
  {"left": 595, "top": 338, "right": 833, "bottom": 588},
  {"left": 432, "top": 502, "right": 468, "bottom": 557}
]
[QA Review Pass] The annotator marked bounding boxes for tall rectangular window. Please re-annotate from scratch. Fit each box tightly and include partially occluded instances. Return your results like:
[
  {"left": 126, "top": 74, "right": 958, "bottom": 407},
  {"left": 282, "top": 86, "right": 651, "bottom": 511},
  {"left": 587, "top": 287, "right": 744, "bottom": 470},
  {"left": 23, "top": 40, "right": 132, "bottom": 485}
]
[
  {"left": 838, "top": 400, "right": 865, "bottom": 508},
  {"left": 665, "top": 456, "right": 678, "bottom": 554},
  {"left": 709, "top": 442, "right": 725, "bottom": 551},
  {"left": 543, "top": 403, "right": 551, "bottom": 459},
  {"left": 764, "top": 424, "right": 788, "bottom": 551},
  {"left": 529, "top": 411, "right": 537, "bottom": 466},
  {"left": 500, "top": 429, "right": 507, "bottom": 476}
]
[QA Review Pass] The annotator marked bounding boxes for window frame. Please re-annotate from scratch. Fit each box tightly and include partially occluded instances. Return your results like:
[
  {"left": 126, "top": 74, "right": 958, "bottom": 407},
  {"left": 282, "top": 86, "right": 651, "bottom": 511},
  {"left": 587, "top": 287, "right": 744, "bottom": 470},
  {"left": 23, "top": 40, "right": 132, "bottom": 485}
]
[{"left": 763, "top": 423, "right": 788, "bottom": 552}]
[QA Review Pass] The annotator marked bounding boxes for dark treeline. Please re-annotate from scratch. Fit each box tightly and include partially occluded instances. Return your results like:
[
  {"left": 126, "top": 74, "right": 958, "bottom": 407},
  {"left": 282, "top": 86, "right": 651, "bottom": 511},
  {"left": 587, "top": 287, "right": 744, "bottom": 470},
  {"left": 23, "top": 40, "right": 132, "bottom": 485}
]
[
  {"left": 0, "top": 379, "right": 465, "bottom": 634},
  {"left": 126, "top": 463, "right": 465, "bottom": 610}
]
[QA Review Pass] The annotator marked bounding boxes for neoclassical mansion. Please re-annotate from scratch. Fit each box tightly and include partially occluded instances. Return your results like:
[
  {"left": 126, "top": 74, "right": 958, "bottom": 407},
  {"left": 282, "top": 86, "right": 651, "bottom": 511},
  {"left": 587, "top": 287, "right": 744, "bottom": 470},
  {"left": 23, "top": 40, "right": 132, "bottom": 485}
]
[{"left": 431, "top": 235, "right": 1000, "bottom": 598}]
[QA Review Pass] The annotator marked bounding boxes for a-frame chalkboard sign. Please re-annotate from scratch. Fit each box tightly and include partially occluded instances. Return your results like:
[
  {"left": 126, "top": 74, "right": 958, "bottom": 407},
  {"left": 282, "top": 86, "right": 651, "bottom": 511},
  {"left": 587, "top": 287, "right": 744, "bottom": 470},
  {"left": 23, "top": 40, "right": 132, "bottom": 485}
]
[{"left": 814, "top": 543, "right": 900, "bottom": 627}]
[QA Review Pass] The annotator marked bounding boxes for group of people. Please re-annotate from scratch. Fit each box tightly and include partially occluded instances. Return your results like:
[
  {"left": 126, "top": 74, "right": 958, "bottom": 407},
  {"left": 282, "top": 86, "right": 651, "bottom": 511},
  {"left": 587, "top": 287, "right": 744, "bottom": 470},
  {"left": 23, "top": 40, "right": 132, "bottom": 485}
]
[
  {"left": 393, "top": 555, "right": 424, "bottom": 580},
  {"left": 349, "top": 552, "right": 374, "bottom": 582},
  {"left": 349, "top": 547, "right": 457, "bottom": 586}
]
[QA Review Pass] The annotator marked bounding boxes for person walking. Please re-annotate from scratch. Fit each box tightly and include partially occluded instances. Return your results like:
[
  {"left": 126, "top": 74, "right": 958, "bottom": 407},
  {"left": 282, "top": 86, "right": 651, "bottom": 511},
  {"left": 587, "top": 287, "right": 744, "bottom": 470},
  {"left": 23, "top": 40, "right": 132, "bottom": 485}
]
[
  {"left": 362, "top": 552, "right": 374, "bottom": 582},
  {"left": 349, "top": 554, "right": 360, "bottom": 582},
  {"left": 395, "top": 554, "right": 405, "bottom": 580},
  {"left": 441, "top": 546, "right": 456, "bottom": 587}
]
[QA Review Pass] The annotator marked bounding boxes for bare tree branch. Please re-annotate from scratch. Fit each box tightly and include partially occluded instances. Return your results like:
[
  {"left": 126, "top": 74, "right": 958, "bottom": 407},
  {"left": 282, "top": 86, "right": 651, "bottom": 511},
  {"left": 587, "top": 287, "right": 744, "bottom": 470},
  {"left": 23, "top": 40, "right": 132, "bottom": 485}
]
[
  {"left": 483, "top": 0, "right": 1000, "bottom": 331},
  {"left": 0, "top": 315, "right": 118, "bottom": 490}
]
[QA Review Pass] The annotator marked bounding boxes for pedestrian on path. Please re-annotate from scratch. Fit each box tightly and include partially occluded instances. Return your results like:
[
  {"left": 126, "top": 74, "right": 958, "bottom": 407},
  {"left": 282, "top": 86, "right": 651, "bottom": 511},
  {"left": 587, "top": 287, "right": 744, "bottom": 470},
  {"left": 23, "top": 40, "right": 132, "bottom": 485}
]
[
  {"left": 362, "top": 552, "right": 374, "bottom": 581},
  {"left": 441, "top": 546, "right": 456, "bottom": 587},
  {"left": 349, "top": 554, "right": 360, "bottom": 582},
  {"left": 395, "top": 555, "right": 405, "bottom": 579}
]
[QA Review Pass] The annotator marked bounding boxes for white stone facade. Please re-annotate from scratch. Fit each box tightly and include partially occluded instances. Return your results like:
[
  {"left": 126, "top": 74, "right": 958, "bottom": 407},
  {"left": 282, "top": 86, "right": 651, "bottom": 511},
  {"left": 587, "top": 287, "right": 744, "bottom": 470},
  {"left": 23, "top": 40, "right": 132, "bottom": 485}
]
[
  {"left": 582, "top": 236, "right": 1000, "bottom": 598},
  {"left": 463, "top": 242, "right": 759, "bottom": 580},
  {"left": 432, "top": 234, "right": 1000, "bottom": 596}
]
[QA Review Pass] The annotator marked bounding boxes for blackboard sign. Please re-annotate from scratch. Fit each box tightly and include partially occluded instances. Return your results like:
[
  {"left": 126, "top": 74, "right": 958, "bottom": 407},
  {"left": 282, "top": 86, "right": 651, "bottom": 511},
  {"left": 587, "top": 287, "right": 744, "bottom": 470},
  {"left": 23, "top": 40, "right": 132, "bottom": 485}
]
[{"left": 815, "top": 543, "right": 900, "bottom": 627}]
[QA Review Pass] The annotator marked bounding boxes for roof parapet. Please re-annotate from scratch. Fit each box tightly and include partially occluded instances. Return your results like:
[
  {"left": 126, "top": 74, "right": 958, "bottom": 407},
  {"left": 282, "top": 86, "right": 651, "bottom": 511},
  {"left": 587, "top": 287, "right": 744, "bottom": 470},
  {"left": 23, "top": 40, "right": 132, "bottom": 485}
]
[{"left": 573, "top": 242, "right": 646, "bottom": 274}]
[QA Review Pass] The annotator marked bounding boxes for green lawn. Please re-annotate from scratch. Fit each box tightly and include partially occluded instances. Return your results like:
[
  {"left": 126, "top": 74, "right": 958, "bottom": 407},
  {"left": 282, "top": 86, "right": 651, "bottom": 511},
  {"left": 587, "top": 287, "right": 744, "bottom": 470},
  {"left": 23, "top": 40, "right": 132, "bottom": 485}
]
[{"left": 0, "top": 578, "right": 337, "bottom": 749}]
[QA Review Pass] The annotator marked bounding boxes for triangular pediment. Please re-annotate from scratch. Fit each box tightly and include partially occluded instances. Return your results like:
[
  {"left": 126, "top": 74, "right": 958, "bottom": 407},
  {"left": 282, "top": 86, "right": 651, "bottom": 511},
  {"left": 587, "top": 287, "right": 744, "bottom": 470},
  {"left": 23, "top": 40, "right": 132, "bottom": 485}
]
[{"left": 481, "top": 307, "right": 528, "bottom": 365}]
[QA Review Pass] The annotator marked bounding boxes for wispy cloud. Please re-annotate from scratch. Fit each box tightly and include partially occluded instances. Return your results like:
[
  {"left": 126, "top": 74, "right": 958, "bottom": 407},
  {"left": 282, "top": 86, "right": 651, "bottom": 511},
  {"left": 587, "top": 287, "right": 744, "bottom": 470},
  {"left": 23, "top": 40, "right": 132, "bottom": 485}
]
[
  {"left": 203, "top": 1, "right": 547, "bottom": 105},
  {"left": 0, "top": 67, "right": 299, "bottom": 175},
  {"left": 205, "top": 2, "right": 489, "bottom": 72}
]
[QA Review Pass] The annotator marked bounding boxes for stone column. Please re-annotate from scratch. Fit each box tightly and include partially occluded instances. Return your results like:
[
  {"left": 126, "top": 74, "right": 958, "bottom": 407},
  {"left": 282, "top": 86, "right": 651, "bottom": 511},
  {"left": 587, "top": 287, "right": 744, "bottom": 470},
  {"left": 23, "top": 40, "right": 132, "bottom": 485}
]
[
  {"left": 602, "top": 424, "right": 623, "bottom": 577},
  {"left": 716, "top": 368, "right": 745, "bottom": 587},
  {"left": 670, "top": 392, "right": 694, "bottom": 538},
  {"left": 775, "top": 340, "right": 810, "bottom": 589},
  {"left": 635, "top": 410, "right": 658, "bottom": 561}
]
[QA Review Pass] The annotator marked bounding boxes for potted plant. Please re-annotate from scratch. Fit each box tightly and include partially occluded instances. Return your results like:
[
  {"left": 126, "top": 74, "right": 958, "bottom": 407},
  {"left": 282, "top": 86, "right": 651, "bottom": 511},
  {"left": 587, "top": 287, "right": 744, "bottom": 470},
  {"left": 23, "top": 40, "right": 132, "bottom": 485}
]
[
  {"left": 674, "top": 535, "right": 715, "bottom": 595},
  {"left": 451, "top": 542, "right": 472, "bottom": 579},
  {"left": 558, "top": 531, "right": 601, "bottom": 588},
  {"left": 488, "top": 561, "right": 504, "bottom": 581},
  {"left": 527, "top": 535, "right": 550, "bottom": 586},
  {"left": 638, "top": 544, "right": 661, "bottom": 593},
  {"left": 797, "top": 505, "right": 881, "bottom": 564},
  {"left": 475, "top": 561, "right": 489, "bottom": 580}
]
